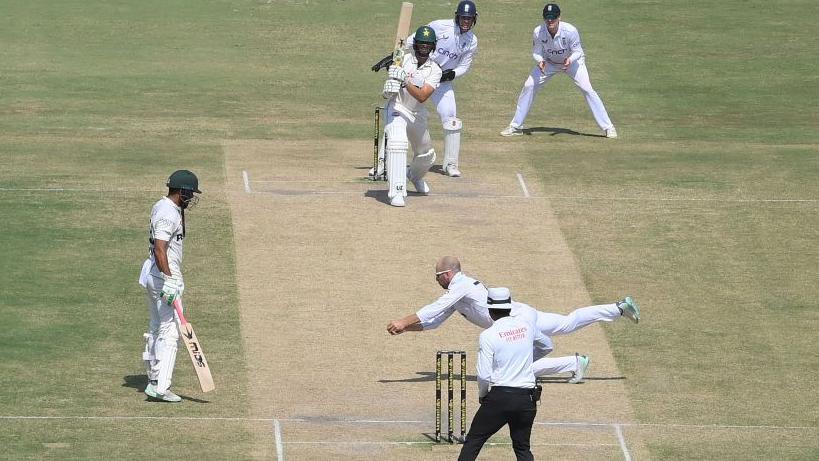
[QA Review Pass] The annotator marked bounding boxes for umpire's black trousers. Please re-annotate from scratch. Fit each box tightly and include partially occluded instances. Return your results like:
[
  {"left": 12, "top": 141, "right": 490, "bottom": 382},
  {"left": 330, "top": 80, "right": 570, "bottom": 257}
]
[{"left": 457, "top": 386, "right": 537, "bottom": 461}]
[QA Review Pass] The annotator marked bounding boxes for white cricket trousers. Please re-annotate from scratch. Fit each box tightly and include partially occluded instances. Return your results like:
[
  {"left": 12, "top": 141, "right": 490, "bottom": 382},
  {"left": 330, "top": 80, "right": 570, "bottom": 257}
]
[
  {"left": 531, "top": 303, "right": 621, "bottom": 376},
  {"left": 143, "top": 273, "right": 180, "bottom": 394},
  {"left": 510, "top": 59, "right": 613, "bottom": 131}
]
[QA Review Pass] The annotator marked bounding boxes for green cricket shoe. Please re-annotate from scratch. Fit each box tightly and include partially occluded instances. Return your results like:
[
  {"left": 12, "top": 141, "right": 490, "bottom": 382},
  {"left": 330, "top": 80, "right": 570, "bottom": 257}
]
[
  {"left": 617, "top": 296, "right": 640, "bottom": 324},
  {"left": 568, "top": 354, "right": 590, "bottom": 384}
]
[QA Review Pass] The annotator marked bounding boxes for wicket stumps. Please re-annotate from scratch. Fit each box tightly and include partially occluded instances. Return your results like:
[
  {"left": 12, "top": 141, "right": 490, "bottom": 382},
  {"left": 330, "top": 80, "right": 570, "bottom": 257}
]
[
  {"left": 369, "top": 105, "right": 387, "bottom": 181},
  {"left": 435, "top": 350, "right": 467, "bottom": 443}
]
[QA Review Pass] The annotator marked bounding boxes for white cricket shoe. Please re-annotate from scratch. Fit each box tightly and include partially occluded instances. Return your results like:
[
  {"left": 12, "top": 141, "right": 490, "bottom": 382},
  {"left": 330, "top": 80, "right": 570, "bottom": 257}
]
[
  {"left": 500, "top": 124, "right": 524, "bottom": 137},
  {"left": 605, "top": 127, "right": 618, "bottom": 138},
  {"left": 145, "top": 384, "right": 182, "bottom": 402},
  {"left": 389, "top": 195, "right": 405, "bottom": 207},
  {"left": 411, "top": 178, "right": 430, "bottom": 195},
  {"left": 568, "top": 354, "right": 590, "bottom": 384},
  {"left": 444, "top": 164, "right": 462, "bottom": 177}
]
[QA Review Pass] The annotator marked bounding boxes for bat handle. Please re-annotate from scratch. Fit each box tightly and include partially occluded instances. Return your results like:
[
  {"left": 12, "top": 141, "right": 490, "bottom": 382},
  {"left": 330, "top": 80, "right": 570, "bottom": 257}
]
[{"left": 172, "top": 298, "right": 188, "bottom": 325}]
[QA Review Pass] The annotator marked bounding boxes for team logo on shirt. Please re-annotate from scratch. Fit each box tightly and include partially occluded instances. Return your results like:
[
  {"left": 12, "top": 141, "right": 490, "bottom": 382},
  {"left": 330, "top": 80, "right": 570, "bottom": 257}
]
[{"left": 437, "top": 48, "right": 460, "bottom": 60}]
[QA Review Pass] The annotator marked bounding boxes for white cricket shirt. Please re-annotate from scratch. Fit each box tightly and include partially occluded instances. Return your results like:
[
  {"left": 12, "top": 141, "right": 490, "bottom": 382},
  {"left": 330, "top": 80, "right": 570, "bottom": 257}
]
[
  {"left": 392, "top": 52, "right": 442, "bottom": 120},
  {"left": 476, "top": 315, "right": 537, "bottom": 398},
  {"left": 531, "top": 21, "right": 584, "bottom": 65},
  {"left": 407, "top": 19, "right": 478, "bottom": 78},
  {"left": 416, "top": 272, "right": 492, "bottom": 330},
  {"left": 147, "top": 196, "right": 185, "bottom": 277}
]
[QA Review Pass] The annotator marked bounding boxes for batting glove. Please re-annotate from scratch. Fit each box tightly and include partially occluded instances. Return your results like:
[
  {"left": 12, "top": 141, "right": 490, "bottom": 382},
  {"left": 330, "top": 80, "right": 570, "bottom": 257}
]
[
  {"left": 387, "top": 65, "right": 407, "bottom": 83},
  {"left": 160, "top": 273, "right": 183, "bottom": 305},
  {"left": 382, "top": 79, "right": 401, "bottom": 99}
]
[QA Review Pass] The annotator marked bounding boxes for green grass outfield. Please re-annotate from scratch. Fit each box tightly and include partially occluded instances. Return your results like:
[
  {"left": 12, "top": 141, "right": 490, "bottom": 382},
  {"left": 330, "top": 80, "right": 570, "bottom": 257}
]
[{"left": 1, "top": 0, "right": 817, "bottom": 459}]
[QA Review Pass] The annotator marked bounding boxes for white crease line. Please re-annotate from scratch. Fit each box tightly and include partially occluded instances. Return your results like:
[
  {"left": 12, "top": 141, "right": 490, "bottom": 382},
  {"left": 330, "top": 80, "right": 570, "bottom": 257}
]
[
  {"left": 614, "top": 424, "right": 633, "bottom": 461},
  {"left": 1, "top": 416, "right": 814, "bottom": 431},
  {"left": 242, "top": 170, "right": 252, "bottom": 193},
  {"left": 283, "top": 441, "right": 618, "bottom": 446},
  {"left": 273, "top": 419, "right": 284, "bottom": 461},
  {"left": 516, "top": 173, "right": 531, "bottom": 198}
]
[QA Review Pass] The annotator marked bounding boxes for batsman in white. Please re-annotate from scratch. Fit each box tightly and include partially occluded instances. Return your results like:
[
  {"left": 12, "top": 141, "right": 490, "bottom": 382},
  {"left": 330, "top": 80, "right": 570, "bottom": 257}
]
[
  {"left": 386, "top": 256, "right": 640, "bottom": 383},
  {"left": 138, "top": 170, "right": 202, "bottom": 402},
  {"left": 500, "top": 3, "right": 618, "bottom": 138},
  {"left": 381, "top": 25, "right": 443, "bottom": 207},
  {"left": 404, "top": 0, "right": 479, "bottom": 178}
]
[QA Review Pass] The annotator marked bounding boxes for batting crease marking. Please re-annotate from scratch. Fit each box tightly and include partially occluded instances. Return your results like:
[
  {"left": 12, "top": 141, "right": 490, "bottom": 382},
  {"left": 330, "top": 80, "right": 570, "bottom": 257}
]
[
  {"left": 273, "top": 418, "right": 284, "bottom": 461},
  {"left": 516, "top": 173, "right": 531, "bottom": 198},
  {"left": 242, "top": 170, "right": 252, "bottom": 193},
  {"left": 614, "top": 424, "right": 632, "bottom": 461}
]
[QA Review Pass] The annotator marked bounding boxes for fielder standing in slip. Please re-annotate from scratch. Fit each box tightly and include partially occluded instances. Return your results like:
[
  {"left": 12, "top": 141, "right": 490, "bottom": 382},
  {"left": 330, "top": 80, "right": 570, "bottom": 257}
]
[
  {"left": 386, "top": 256, "right": 640, "bottom": 383},
  {"left": 403, "top": 0, "right": 479, "bottom": 178},
  {"left": 380, "top": 25, "right": 443, "bottom": 207},
  {"left": 458, "top": 287, "right": 541, "bottom": 461},
  {"left": 138, "top": 170, "right": 202, "bottom": 402},
  {"left": 500, "top": 3, "right": 618, "bottom": 138}
]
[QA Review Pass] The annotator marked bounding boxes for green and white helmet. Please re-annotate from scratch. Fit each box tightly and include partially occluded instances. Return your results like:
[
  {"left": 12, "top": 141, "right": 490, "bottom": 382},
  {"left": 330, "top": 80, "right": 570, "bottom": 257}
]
[{"left": 166, "top": 169, "right": 201, "bottom": 209}]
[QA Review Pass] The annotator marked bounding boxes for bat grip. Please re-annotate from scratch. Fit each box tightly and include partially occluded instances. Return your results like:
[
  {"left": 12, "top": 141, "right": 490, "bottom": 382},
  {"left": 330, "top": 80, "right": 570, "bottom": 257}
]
[{"left": 172, "top": 298, "right": 188, "bottom": 325}]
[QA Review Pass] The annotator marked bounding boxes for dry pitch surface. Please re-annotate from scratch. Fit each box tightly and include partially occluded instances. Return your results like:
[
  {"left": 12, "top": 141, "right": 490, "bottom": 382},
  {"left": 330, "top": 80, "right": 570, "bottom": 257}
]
[{"left": 224, "top": 138, "right": 646, "bottom": 460}]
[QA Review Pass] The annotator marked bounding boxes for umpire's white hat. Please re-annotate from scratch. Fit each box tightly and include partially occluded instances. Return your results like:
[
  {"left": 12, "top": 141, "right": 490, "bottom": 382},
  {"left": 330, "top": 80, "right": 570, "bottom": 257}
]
[{"left": 487, "top": 287, "right": 512, "bottom": 307}]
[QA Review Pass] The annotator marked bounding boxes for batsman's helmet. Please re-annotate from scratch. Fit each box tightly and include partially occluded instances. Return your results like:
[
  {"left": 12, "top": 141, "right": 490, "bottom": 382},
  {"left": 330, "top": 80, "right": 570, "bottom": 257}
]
[
  {"left": 413, "top": 25, "right": 437, "bottom": 45},
  {"left": 455, "top": 0, "right": 478, "bottom": 29},
  {"left": 167, "top": 169, "right": 201, "bottom": 209},
  {"left": 166, "top": 169, "right": 201, "bottom": 193}
]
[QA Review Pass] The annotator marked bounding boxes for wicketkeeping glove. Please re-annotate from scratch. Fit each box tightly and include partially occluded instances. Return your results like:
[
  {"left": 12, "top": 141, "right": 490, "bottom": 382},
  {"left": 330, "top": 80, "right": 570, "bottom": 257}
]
[
  {"left": 371, "top": 54, "right": 394, "bottom": 72},
  {"left": 440, "top": 69, "right": 456, "bottom": 82},
  {"left": 382, "top": 79, "right": 401, "bottom": 99},
  {"left": 160, "top": 273, "right": 183, "bottom": 305},
  {"left": 387, "top": 65, "right": 407, "bottom": 83}
]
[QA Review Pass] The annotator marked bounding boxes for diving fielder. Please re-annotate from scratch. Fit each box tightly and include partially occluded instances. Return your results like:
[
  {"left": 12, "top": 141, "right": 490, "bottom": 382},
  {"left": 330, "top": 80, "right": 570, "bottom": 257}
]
[
  {"left": 381, "top": 25, "right": 443, "bottom": 207},
  {"left": 138, "top": 170, "right": 202, "bottom": 402}
]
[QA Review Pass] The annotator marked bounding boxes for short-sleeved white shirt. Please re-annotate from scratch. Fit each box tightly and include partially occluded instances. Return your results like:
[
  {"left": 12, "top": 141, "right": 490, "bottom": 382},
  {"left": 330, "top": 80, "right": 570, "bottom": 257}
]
[
  {"left": 476, "top": 315, "right": 537, "bottom": 397},
  {"left": 393, "top": 52, "right": 442, "bottom": 119},
  {"left": 147, "top": 196, "right": 184, "bottom": 278}
]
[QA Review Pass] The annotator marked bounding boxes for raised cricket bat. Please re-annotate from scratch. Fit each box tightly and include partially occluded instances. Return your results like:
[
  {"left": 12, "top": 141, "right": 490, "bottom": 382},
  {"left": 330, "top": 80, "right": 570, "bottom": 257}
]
[
  {"left": 392, "top": 2, "right": 414, "bottom": 67},
  {"left": 173, "top": 298, "right": 215, "bottom": 393}
]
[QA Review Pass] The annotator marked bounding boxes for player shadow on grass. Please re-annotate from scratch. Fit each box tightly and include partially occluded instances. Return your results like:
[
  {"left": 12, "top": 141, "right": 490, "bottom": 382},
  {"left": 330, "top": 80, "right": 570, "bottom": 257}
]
[
  {"left": 378, "top": 371, "right": 477, "bottom": 384},
  {"left": 523, "top": 126, "right": 603, "bottom": 138},
  {"left": 122, "top": 374, "right": 210, "bottom": 403}
]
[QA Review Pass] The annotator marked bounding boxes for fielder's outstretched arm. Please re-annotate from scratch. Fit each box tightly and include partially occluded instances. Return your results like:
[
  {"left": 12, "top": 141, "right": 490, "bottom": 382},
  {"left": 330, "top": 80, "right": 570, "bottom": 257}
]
[{"left": 387, "top": 314, "right": 423, "bottom": 335}]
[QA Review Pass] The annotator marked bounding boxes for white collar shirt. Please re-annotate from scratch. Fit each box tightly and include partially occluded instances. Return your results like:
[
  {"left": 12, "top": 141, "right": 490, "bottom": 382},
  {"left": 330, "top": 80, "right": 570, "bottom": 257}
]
[
  {"left": 531, "top": 21, "right": 584, "bottom": 65},
  {"left": 415, "top": 272, "right": 493, "bottom": 330},
  {"left": 476, "top": 315, "right": 537, "bottom": 398},
  {"left": 393, "top": 52, "right": 442, "bottom": 119},
  {"left": 148, "top": 196, "right": 185, "bottom": 277},
  {"left": 406, "top": 19, "right": 478, "bottom": 78}
]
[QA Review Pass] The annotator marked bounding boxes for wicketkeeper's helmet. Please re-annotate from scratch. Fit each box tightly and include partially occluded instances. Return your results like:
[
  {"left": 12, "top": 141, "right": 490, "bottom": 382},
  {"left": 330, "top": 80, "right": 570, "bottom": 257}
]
[{"left": 455, "top": 0, "right": 478, "bottom": 30}]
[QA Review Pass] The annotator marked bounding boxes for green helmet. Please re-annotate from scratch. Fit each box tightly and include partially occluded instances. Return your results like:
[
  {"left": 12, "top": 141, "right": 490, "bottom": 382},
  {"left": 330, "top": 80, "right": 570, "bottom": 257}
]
[
  {"left": 413, "top": 25, "right": 437, "bottom": 45},
  {"left": 166, "top": 169, "right": 202, "bottom": 193}
]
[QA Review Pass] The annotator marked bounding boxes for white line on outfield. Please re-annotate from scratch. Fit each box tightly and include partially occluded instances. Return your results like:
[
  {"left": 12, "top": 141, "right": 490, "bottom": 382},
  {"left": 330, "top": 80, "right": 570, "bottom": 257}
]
[
  {"left": 242, "top": 170, "right": 252, "bottom": 193},
  {"left": 1, "top": 415, "right": 815, "bottom": 431},
  {"left": 614, "top": 424, "right": 632, "bottom": 461},
  {"left": 516, "top": 173, "right": 531, "bottom": 198},
  {"left": 273, "top": 419, "right": 284, "bottom": 461}
]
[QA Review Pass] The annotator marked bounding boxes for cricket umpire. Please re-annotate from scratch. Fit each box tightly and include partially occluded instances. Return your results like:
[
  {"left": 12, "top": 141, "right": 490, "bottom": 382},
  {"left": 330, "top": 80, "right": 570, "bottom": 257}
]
[{"left": 458, "top": 287, "right": 542, "bottom": 461}]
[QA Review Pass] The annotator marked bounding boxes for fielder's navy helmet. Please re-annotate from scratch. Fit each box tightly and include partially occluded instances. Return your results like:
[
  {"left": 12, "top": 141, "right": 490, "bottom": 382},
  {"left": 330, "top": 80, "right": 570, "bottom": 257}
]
[{"left": 455, "top": 0, "right": 478, "bottom": 30}]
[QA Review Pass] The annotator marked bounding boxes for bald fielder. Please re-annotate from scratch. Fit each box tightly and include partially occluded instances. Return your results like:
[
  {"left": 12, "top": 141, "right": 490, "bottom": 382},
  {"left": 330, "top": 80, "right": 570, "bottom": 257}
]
[
  {"left": 138, "top": 170, "right": 202, "bottom": 402},
  {"left": 387, "top": 256, "right": 641, "bottom": 383},
  {"left": 500, "top": 3, "right": 617, "bottom": 138},
  {"left": 381, "top": 25, "right": 443, "bottom": 207},
  {"left": 374, "top": 0, "right": 479, "bottom": 178}
]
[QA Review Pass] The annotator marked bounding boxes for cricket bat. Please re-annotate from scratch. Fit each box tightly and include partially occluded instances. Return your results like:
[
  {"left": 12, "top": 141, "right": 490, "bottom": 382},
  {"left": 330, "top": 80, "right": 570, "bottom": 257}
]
[
  {"left": 392, "top": 2, "right": 414, "bottom": 67},
  {"left": 173, "top": 298, "right": 215, "bottom": 393}
]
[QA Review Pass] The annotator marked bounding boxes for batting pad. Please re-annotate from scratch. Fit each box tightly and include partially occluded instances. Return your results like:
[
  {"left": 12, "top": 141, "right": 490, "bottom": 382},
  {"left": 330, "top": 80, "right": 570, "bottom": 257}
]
[{"left": 154, "top": 337, "right": 178, "bottom": 394}]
